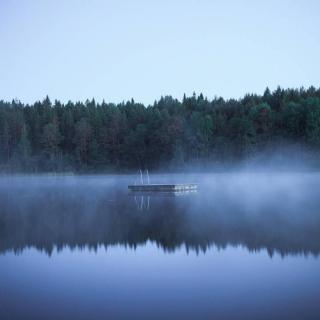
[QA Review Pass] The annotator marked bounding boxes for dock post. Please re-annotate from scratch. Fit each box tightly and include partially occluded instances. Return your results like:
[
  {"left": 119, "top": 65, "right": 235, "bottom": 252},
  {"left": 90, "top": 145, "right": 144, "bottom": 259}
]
[
  {"left": 146, "top": 169, "right": 150, "bottom": 185},
  {"left": 139, "top": 169, "right": 144, "bottom": 185}
]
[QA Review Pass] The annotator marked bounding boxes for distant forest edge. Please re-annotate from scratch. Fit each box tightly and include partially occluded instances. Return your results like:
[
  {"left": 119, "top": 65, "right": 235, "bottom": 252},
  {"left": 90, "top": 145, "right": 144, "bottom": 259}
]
[{"left": 1, "top": 86, "right": 320, "bottom": 172}]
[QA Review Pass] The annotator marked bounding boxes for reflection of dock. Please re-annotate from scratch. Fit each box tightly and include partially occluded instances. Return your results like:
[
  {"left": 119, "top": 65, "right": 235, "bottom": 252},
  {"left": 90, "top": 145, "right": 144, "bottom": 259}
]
[
  {"left": 128, "top": 184, "right": 198, "bottom": 192},
  {"left": 130, "top": 190, "right": 197, "bottom": 211}
]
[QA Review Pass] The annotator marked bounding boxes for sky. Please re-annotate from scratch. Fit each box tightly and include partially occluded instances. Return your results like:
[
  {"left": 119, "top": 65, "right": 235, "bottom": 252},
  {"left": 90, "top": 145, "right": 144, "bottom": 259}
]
[{"left": 0, "top": 0, "right": 319, "bottom": 105}]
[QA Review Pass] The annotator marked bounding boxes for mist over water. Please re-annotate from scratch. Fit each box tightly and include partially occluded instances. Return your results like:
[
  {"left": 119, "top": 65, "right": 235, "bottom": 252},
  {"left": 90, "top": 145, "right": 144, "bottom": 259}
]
[
  {"left": 0, "top": 173, "right": 320, "bottom": 319},
  {"left": 0, "top": 173, "right": 319, "bottom": 256}
]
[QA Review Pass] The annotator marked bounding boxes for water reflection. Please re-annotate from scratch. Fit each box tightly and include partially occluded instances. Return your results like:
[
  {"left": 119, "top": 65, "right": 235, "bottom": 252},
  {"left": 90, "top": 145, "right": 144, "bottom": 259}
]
[
  {"left": 132, "top": 190, "right": 197, "bottom": 210},
  {"left": 0, "top": 174, "right": 319, "bottom": 257}
]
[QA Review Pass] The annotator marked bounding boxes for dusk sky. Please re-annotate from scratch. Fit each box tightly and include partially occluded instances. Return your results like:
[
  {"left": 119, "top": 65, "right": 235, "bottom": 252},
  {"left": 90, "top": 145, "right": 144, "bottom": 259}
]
[{"left": 0, "top": 0, "right": 319, "bottom": 105}]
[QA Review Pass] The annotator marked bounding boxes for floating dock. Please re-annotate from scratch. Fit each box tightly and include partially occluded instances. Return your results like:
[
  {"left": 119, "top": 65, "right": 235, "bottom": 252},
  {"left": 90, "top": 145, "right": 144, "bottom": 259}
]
[{"left": 128, "top": 184, "right": 198, "bottom": 192}]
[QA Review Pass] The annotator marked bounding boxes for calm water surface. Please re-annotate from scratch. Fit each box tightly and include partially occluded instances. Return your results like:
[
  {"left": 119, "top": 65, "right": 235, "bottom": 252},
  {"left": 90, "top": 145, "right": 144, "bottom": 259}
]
[{"left": 0, "top": 173, "right": 319, "bottom": 319}]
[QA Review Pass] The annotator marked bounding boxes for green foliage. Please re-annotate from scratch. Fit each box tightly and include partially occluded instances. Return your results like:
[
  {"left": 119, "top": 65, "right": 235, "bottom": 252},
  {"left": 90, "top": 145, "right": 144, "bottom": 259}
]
[
  {"left": 306, "top": 98, "right": 320, "bottom": 146},
  {"left": 0, "top": 87, "right": 320, "bottom": 172},
  {"left": 12, "top": 124, "right": 31, "bottom": 170}
]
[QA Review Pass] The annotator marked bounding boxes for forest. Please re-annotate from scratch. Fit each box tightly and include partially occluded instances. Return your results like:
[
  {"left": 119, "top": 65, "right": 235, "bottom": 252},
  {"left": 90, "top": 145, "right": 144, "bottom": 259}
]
[{"left": 1, "top": 86, "right": 320, "bottom": 172}]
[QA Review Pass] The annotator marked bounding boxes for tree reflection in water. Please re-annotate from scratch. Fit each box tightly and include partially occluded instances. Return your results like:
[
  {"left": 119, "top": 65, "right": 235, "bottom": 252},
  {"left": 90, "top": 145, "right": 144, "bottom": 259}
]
[{"left": 0, "top": 174, "right": 320, "bottom": 257}]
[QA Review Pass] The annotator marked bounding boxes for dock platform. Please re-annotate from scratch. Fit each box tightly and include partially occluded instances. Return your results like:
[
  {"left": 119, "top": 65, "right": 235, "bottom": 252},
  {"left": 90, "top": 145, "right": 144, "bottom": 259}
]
[{"left": 128, "top": 184, "right": 197, "bottom": 192}]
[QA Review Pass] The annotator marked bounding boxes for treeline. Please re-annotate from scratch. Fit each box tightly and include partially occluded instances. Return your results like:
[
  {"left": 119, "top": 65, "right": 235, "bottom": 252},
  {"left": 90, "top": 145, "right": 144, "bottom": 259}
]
[{"left": 1, "top": 86, "right": 320, "bottom": 172}]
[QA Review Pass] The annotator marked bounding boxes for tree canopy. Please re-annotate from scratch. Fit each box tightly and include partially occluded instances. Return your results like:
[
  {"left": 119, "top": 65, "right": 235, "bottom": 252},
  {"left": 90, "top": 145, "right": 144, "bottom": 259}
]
[{"left": 1, "top": 86, "right": 320, "bottom": 172}]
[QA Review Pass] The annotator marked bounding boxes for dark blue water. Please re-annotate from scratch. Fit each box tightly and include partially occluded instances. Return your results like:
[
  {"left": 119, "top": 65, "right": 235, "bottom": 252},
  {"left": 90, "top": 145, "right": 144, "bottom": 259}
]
[{"left": 0, "top": 174, "right": 319, "bottom": 319}]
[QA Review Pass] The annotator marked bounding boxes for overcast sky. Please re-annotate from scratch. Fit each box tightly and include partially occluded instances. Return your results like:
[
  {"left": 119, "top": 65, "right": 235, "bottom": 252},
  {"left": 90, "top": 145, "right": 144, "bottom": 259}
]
[{"left": 0, "top": 0, "right": 319, "bottom": 105}]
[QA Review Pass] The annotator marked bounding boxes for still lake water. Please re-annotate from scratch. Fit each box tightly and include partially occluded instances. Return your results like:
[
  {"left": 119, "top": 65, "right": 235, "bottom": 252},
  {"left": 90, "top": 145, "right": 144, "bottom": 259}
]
[{"left": 0, "top": 173, "right": 319, "bottom": 320}]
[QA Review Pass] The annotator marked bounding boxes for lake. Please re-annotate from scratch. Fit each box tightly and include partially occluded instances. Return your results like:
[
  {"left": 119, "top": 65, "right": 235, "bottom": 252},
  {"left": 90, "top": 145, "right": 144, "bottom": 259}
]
[{"left": 0, "top": 173, "right": 319, "bottom": 319}]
